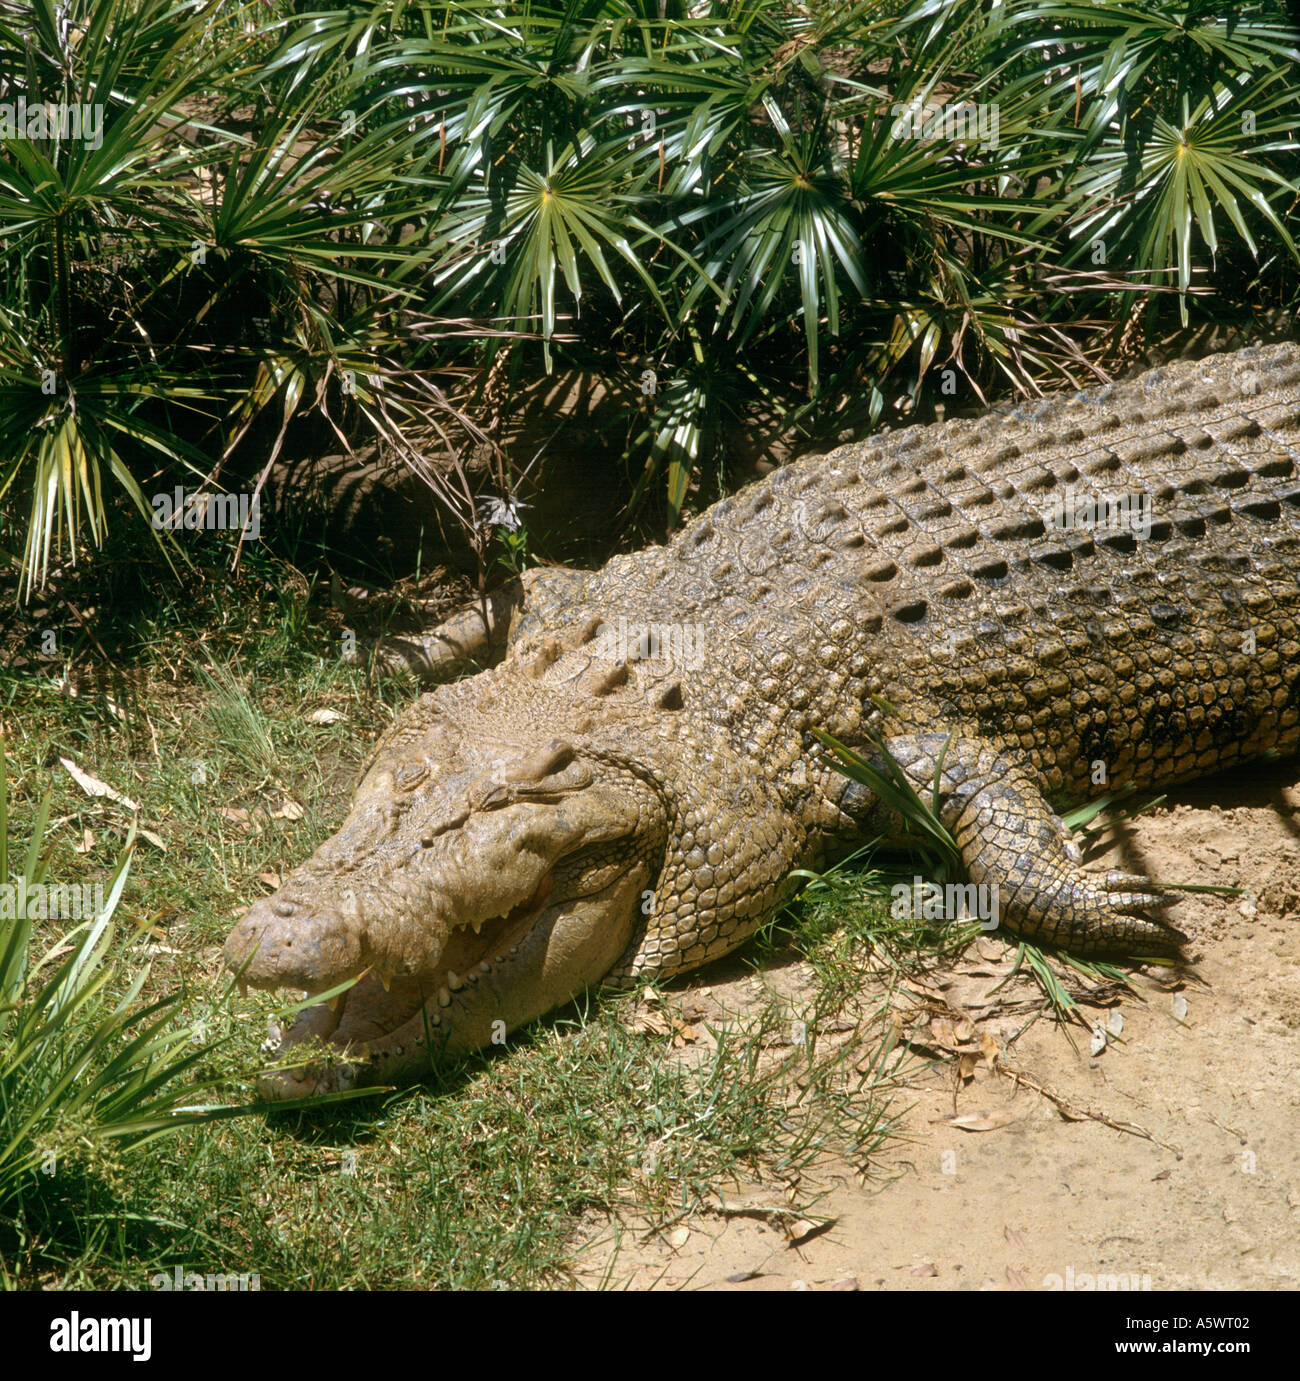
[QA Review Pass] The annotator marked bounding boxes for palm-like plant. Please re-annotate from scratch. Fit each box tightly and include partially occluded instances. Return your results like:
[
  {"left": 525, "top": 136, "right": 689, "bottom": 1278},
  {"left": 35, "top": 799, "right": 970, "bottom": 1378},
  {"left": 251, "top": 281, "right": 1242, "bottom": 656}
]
[
  {"left": 991, "top": 0, "right": 1300, "bottom": 322},
  {"left": 0, "top": 0, "right": 482, "bottom": 595},
  {"left": 0, "top": 744, "right": 228, "bottom": 1209},
  {"left": 0, "top": 0, "right": 228, "bottom": 596},
  {"left": 0, "top": 0, "right": 1295, "bottom": 580}
]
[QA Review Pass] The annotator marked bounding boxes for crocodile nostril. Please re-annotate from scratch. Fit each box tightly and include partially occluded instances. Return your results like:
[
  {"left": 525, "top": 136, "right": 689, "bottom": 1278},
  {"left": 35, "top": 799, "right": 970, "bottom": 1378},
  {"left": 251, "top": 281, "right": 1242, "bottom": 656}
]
[{"left": 274, "top": 901, "right": 296, "bottom": 917}]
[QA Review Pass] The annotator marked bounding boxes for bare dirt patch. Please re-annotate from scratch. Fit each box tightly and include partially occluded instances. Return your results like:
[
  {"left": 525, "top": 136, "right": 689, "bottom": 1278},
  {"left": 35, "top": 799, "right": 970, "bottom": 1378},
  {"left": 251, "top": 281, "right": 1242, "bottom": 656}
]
[{"left": 571, "top": 763, "right": 1300, "bottom": 1291}]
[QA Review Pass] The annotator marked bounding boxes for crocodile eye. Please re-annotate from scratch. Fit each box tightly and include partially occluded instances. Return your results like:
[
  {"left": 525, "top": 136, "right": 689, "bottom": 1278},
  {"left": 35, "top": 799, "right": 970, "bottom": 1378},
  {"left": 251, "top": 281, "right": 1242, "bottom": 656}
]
[
  {"left": 395, "top": 761, "right": 430, "bottom": 791},
  {"left": 539, "top": 738, "right": 575, "bottom": 775},
  {"left": 505, "top": 738, "right": 576, "bottom": 784}
]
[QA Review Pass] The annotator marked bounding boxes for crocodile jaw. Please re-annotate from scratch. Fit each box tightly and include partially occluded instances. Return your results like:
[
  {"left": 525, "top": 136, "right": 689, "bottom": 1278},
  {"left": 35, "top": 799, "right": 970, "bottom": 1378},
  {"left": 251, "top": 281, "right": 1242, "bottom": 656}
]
[
  {"left": 243, "top": 861, "right": 651, "bottom": 1097},
  {"left": 223, "top": 761, "right": 663, "bottom": 1096}
]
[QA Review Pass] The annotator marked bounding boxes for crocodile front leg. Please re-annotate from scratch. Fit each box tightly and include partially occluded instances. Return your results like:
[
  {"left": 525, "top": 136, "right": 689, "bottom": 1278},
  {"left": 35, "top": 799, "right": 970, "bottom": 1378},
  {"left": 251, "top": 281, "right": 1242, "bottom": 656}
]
[
  {"left": 361, "top": 580, "right": 524, "bottom": 682},
  {"left": 880, "top": 733, "right": 1184, "bottom": 955}
]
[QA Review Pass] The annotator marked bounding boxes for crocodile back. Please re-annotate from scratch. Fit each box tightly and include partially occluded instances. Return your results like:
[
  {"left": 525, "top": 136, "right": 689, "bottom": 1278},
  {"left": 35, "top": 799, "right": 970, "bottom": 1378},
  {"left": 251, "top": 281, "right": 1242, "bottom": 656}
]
[{"left": 573, "top": 345, "right": 1300, "bottom": 804}]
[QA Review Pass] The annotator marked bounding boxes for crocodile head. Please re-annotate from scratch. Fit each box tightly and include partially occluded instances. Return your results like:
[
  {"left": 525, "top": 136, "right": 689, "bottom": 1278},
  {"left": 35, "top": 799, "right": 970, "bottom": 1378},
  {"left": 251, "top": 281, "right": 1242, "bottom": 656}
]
[{"left": 225, "top": 685, "right": 668, "bottom": 1096}]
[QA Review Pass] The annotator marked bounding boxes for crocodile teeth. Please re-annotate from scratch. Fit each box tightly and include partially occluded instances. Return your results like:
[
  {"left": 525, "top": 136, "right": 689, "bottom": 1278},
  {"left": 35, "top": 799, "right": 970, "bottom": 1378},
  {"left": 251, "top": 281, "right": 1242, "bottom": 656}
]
[
  {"left": 447, "top": 970, "right": 464, "bottom": 991},
  {"left": 437, "top": 987, "right": 452, "bottom": 1008},
  {"left": 470, "top": 919, "right": 484, "bottom": 934},
  {"left": 375, "top": 968, "right": 391, "bottom": 992},
  {"left": 478, "top": 961, "right": 492, "bottom": 975}
]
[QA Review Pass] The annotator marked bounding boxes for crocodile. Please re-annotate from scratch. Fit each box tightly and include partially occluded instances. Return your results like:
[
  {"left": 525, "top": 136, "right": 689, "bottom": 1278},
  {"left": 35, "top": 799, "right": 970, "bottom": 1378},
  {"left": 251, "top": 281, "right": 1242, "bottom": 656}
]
[{"left": 225, "top": 343, "right": 1300, "bottom": 1096}]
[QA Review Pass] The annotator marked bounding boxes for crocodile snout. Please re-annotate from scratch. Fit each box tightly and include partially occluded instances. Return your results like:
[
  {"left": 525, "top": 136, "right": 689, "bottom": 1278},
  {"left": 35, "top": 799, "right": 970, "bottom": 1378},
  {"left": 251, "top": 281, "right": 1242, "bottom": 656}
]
[{"left": 224, "top": 895, "right": 364, "bottom": 990}]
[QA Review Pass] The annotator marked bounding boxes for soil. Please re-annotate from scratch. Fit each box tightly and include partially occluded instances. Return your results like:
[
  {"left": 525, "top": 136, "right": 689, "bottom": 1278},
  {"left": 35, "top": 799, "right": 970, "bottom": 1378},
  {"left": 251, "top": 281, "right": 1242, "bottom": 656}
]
[{"left": 570, "top": 762, "right": 1300, "bottom": 1291}]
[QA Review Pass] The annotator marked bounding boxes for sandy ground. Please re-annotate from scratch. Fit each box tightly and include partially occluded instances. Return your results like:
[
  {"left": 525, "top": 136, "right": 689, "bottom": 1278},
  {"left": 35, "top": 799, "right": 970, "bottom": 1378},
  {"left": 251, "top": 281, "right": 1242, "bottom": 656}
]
[{"left": 571, "top": 762, "right": 1300, "bottom": 1291}]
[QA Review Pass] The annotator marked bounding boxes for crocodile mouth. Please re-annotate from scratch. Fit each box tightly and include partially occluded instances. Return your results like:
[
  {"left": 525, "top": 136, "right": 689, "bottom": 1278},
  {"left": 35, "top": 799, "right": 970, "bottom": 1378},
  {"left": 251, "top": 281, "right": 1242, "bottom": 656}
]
[{"left": 263, "top": 873, "right": 555, "bottom": 1059}]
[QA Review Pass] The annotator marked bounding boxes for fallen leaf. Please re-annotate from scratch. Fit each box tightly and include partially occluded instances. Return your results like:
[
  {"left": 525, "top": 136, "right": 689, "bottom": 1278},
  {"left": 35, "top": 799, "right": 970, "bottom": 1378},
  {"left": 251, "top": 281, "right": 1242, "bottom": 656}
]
[
  {"left": 1089, "top": 1024, "right": 1107, "bottom": 1056},
  {"left": 309, "top": 708, "right": 346, "bottom": 725},
  {"left": 1171, "top": 994, "right": 1189, "bottom": 1023},
  {"left": 60, "top": 757, "right": 138, "bottom": 810},
  {"left": 626, "top": 1006, "right": 670, "bottom": 1036},
  {"left": 900, "top": 976, "right": 943, "bottom": 1000},
  {"left": 73, "top": 828, "right": 95, "bottom": 854},
  {"left": 1005, "top": 1267, "right": 1028, "bottom": 1288},
  {"left": 785, "top": 1217, "right": 835, "bottom": 1247},
  {"left": 909, "top": 1262, "right": 938, "bottom": 1277},
  {"left": 949, "top": 1109, "right": 1016, "bottom": 1133},
  {"left": 271, "top": 799, "right": 305, "bottom": 821},
  {"left": 136, "top": 826, "right": 167, "bottom": 852},
  {"left": 220, "top": 807, "right": 268, "bottom": 834},
  {"left": 1152, "top": 1168, "right": 1173, "bottom": 1182},
  {"left": 667, "top": 1227, "right": 690, "bottom": 1249},
  {"left": 830, "top": 1277, "right": 860, "bottom": 1291},
  {"left": 258, "top": 871, "right": 283, "bottom": 889},
  {"left": 1004, "top": 1226, "right": 1028, "bottom": 1250}
]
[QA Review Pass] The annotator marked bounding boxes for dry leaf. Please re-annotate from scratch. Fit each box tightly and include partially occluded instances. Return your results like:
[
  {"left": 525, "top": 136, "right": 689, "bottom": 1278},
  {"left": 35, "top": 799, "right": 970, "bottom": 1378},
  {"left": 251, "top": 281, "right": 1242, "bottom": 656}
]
[
  {"left": 1005, "top": 1267, "right": 1028, "bottom": 1288},
  {"left": 74, "top": 828, "right": 95, "bottom": 854},
  {"left": 785, "top": 1217, "right": 835, "bottom": 1247},
  {"left": 220, "top": 807, "right": 267, "bottom": 834},
  {"left": 626, "top": 1006, "right": 670, "bottom": 1036},
  {"left": 60, "top": 757, "right": 138, "bottom": 810},
  {"left": 949, "top": 1109, "right": 1016, "bottom": 1133},
  {"left": 1004, "top": 1226, "right": 1028, "bottom": 1250},
  {"left": 309, "top": 708, "right": 346, "bottom": 725},
  {"left": 900, "top": 976, "right": 943, "bottom": 1000},
  {"left": 271, "top": 799, "right": 305, "bottom": 821},
  {"left": 136, "top": 826, "right": 167, "bottom": 851},
  {"left": 909, "top": 1262, "right": 938, "bottom": 1277},
  {"left": 1152, "top": 1168, "right": 1173, "bottom": 1182},
  {"left": 830, "top": 1278, "right": 860, "bottom": 1292},
  {"left": 667, "top": 1227, "right": 690, "bottom": 1249},
  {"left": 258, "top": 871, "right": 283, "bottom": 889}
]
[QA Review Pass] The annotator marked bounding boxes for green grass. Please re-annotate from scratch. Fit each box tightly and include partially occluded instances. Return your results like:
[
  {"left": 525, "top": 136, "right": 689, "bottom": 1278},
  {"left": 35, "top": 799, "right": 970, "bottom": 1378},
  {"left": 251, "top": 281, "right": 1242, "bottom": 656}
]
[
  {"left": 3, "top": 1002, "right": 903, "bottom": 1289},
  {"left": 0, "top": 540, "right": 906, "bottom": 1288}
]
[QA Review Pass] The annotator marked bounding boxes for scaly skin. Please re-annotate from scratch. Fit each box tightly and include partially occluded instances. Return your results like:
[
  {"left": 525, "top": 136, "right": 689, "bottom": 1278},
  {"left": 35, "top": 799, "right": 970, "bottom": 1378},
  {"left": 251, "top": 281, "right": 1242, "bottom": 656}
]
[{"left": 226, "top": 343, "right": 1300, "bottom": 1095}]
